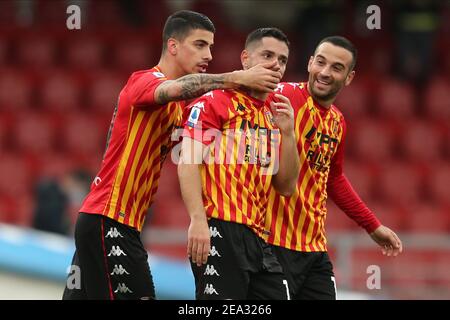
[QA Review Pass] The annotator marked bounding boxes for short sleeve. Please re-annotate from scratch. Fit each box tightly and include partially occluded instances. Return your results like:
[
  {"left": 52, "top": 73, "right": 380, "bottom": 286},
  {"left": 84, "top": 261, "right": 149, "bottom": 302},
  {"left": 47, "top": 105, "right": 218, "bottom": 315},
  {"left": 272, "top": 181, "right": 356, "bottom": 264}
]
[
  {"left": 126, "top": 70, "right": 167, "bottom": 108},
  {"left": 182, "top": 92, "right": 226, "bottom": 146}
]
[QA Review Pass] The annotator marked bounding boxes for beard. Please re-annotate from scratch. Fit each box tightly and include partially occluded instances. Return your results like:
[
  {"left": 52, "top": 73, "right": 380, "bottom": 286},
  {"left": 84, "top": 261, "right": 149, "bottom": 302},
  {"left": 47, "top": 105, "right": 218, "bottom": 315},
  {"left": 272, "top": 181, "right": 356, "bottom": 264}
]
[{"left": 308, "top": 74, "right": 344, "bottom": 103}]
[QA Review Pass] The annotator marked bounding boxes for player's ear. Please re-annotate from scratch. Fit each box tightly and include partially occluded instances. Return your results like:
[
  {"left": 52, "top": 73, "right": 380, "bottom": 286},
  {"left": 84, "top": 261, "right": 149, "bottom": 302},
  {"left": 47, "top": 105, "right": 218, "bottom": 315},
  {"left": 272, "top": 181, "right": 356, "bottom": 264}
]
[
  {"left": 307, "top": 56, "right": 313, "bottom": 73},
  {"left": 345, "top": 70, "right": 355, "bottom": 86},
  {"left": 241, "top": 50, "right": 249, "bottom": 70},
  {"left": 167, "top": 38, "right": 178, "bottom": 56}
]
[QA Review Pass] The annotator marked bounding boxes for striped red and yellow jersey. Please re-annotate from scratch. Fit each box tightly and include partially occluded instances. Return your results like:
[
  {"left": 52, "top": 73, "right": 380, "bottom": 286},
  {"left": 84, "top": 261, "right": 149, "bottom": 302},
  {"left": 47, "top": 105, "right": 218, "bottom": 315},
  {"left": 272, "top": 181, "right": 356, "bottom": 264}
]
[
  {"left": 264, "top": 82, "right": 346, "bottom": 251},
  {"left": 183, "top": 89, "right": 281, "bottom": 237},
  {"left": 80, "top": 66, "right": 184, "bottom": 231}
]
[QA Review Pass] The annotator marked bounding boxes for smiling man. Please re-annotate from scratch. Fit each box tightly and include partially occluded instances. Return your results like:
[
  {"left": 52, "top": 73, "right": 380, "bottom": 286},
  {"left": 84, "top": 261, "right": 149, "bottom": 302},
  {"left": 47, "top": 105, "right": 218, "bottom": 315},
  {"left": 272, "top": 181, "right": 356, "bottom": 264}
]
[{"left": 264, "top": 36, "right": 403, "bottom": 300}]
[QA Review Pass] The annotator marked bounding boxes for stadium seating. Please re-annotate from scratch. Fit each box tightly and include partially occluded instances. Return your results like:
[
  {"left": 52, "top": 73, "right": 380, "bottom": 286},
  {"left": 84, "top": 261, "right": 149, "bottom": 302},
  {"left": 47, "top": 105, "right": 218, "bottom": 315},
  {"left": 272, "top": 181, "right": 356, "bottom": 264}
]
[
  {"left": 0, "top": 3, "right": 449, "bottom": 297},
  {"left": 64, "top": 36, "right": 105, "bottom": 69},
  {"left": 326, "top": 201, "right": 358, "bottom": 231},
  {"left": 13, "top": 112, "right": 57, "bottom": 155},
  {"left": 377, "top": 162, "right": 425, "bottom": 205},
  {"left": 17, "top": 35, "right": 56, "bottom": 68},
  {"left": 375, "top": 78, "right": 416, "bottom": 120},
  {"left": 113, "top": 38, "right": 155, "bottom": 74},
  {"left": 400, "top": 119, "right": 444, "bottom": 162},
  {"left": 0, "top": 69, "right": 34, "bottom": 111},
  {"left": 61, "top": 113, "right": 105, "bottom": 157},
  {"left": 424, "top": 77, "right": 450, "bottom": 120},
  {"left": 365, "top": 201, "right": 408, "bottom": 231},
  {"left": 427, "top": 163, "right": 450, "bottom": 206},
  {"left": 406, "top": 201, "right": 449, "bottom": 233},
  {"left": 343, "top": 160, "right": 375, "bottom": 203},
  {"left": 335, "top": 79, "right": 371, "bottom": 120},
  {"left": 351, "top": 117, "right": 396, "bottom": 162},
  {"left": 0, "top": 153, "right": 31, "bottom": 198},
  {"left": 86, "top": 70, "right": 124, "bottom": 114},
  {"left": 40, "top": 70, "right": 82, "bottom": 112}
]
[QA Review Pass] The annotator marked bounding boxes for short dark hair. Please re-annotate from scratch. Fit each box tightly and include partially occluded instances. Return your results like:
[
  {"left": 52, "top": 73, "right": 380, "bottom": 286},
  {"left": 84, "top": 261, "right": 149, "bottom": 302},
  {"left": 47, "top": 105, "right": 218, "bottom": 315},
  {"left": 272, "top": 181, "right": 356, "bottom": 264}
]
[
  {"left": 162, "top": 10, "right": 215, "bottom": 52},
  {"left": 315, "top": 36, "right": 357, "bottom": 70},
  {"left": 245, "top": 27, "right": 290, "bottom": 49}
]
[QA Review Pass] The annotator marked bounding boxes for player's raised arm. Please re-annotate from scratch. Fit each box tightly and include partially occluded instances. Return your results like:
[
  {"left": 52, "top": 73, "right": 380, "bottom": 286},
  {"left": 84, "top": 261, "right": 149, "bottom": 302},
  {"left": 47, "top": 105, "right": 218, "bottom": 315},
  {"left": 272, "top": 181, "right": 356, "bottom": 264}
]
[{"left": 154, "top": 61, "right": 282, "bottom": 105}]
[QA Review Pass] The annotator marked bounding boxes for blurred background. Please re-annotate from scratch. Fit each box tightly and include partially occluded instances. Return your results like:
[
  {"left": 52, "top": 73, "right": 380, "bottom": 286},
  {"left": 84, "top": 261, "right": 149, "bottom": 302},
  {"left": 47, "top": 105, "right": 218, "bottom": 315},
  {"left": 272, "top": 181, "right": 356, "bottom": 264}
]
[{"left": 0, "top": 0, "right": 449, "bottom": 299}]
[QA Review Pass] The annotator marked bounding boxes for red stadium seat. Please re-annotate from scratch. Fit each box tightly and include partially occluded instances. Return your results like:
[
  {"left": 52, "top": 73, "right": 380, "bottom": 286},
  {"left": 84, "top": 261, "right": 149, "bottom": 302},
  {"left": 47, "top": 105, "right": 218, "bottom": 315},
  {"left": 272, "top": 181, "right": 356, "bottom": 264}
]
[
  {"left": 351, "top": 118, "right": 395, "bottom": 162},
  {"left": 0, "top": 195, "right": 32, "bottom": 226},
  {"left": 12, "top": 112, "right": 57, "bottom": 155},
  {"left": 375, "top": 78, "right": 416, "bottom": 119},
  {"left": 65, "top": 36, "right": 105, "bottom": 69},
  {"left": 427, "top": 163, "right": 450, "bottom": 206},
  {"left": 406, "top": 202, "right": 449, "bottom": 233},
  {"left": 401, "top": 119, "right": 444, "bottom": 162},
  {"left": 377, "top": 162, "right": 424, "bottom": 205},
  {"left": 17, "top": 35, "right": 56, "bottom": 68},
  {"left": 424, "top": 77, "right": 450, "bottom": 120},
  {"left": 154, "top": 162, "right": 179, "bottom": 199},
  {"left": 0, "top": 1, "right": 16, "bottom": 25},
  {"left": 0, "top": 70, "right": 33, "bottom": 110},
  {"left": 88, "top": 1, "right": 125, "bottom": 27},
  {"left": 0, "top": 36, "right": 9, "bottom": 66},
  {"left": 34, "top": 0, "right": 67, "bottom": 26},
  {"left": 34, "top": 152, "right": 76, "bottom": 180},
  {"left": 0, "top": 153, "right": 31, "bottom": 197},
  {"left": 366, "top": 201, "right": 408, "bottom": 231},
  {"left": 343, "top": 160, "right": 375, "bottom": 203},
  {"left": 62, "top": 114, "right": 104, "bottom": 157},
  {"left": 113, "top": 39, "right": 154, "bottom": 73},
  {"left": 151, "top": 199, "right": 190, "bottom": 228},
  {"left": 150, "top": 162, "right": 190, "bottom": 228},
  {"left": 208, "top": 38, "right": 244, "bottom": 73},
  {"left": 326, "top": 201, "right": 358, "bottom": 231},
  {"left": 335, "top": 80, "right": 371, "bottom": 120},
  {"left": 0, "top": 113, "right": 7, "bottom": 152},
  {"left": 40, "top": 70, "right": 81, "bottom": 112},
  {"left": 87, "top": 71, "right": 124, "bottom": 114}
]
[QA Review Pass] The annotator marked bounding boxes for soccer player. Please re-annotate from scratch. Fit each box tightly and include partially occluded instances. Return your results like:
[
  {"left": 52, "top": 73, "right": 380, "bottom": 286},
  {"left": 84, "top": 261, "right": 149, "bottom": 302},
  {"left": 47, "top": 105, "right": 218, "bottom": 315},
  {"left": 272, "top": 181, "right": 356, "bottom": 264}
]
[
  {"left": 62, "top": 11, "right": 283, "bottom": 300},
  {"left": 264, "top": 36, "right": 403, "bottom": 300},
  {"left": 178, "top": 28, "right": 300, "bottom": 300}
]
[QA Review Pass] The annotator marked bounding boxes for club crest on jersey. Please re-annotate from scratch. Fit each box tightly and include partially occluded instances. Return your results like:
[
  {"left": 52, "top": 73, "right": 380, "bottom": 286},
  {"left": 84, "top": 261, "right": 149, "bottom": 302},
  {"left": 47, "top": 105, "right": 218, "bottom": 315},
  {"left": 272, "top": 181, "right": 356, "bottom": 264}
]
[
  {"left": 331, "top": 117, "right": 340, "bottom": 134},
  {"left": 187, "top": 101, "right": 205, "bottom": 127}
]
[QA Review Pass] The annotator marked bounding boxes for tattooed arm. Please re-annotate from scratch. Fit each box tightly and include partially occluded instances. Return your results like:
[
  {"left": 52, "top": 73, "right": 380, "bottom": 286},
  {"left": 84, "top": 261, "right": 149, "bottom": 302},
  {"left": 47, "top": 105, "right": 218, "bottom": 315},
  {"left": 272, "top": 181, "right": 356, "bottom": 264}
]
[{"left": 154, "top": 61, "right": 282, "bottom": 105}]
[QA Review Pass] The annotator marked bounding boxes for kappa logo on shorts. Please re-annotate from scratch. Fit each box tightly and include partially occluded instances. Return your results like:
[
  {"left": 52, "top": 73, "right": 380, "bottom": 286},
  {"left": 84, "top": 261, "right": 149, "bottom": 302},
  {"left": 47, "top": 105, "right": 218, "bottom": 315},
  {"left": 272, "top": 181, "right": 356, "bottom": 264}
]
[
  {"left": 209, "top": 246, "right": 221, "bottom": 257},
  {"left": 114, "top": 283, "right": 133, "bottom": 294},
  {"left": 204, "top": 264, "right": 220, "bottom": 276},
  {"left": 209, "top": 226, "right": 223, "bottom": 238},
  {"left": 203, "top": 283, "right": 219, "bottom": 295},
  {"left": 108, "top": 245, "right": 127, "bottom": 257},
  {"left": 111, "top": 264, "right": 130, "bottom": 276},
  {"left": 105, "top": 227, "right": 124, "bottom": 238}
]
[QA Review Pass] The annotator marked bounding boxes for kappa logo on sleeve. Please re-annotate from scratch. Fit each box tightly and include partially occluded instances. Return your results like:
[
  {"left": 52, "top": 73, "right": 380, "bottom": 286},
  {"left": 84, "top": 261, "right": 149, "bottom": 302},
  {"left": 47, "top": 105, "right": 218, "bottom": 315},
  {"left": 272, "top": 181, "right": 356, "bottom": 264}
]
[{"left": 187, "top": 101, "right": 205, "bottom": 127}]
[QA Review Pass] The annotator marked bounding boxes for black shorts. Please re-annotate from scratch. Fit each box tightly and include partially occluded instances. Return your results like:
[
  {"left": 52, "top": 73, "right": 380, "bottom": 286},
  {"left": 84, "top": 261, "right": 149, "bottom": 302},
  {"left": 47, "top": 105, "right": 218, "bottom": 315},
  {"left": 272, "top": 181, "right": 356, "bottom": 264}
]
[
  {"left": 62, "top": 212, "right": 155, "bottom": 300},
  {"left": 191, "top": 218, "right": 290, "bottom": 300},
  {"left": 271, "top": 245, "right": 336, "bottom": 300}
]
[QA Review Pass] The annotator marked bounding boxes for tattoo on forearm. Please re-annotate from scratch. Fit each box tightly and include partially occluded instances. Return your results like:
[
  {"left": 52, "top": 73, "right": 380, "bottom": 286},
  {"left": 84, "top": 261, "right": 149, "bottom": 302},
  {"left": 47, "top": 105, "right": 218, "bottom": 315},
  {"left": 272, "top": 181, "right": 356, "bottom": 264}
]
[
  {"left": 178, "top": 74, "right": 225, "bottom": 100},
  {"left": 157, "top": 85, "right": 171, "bottom": 104},
  {"left": 157, "top": 74, "right": 226, "bottom": 104}
]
